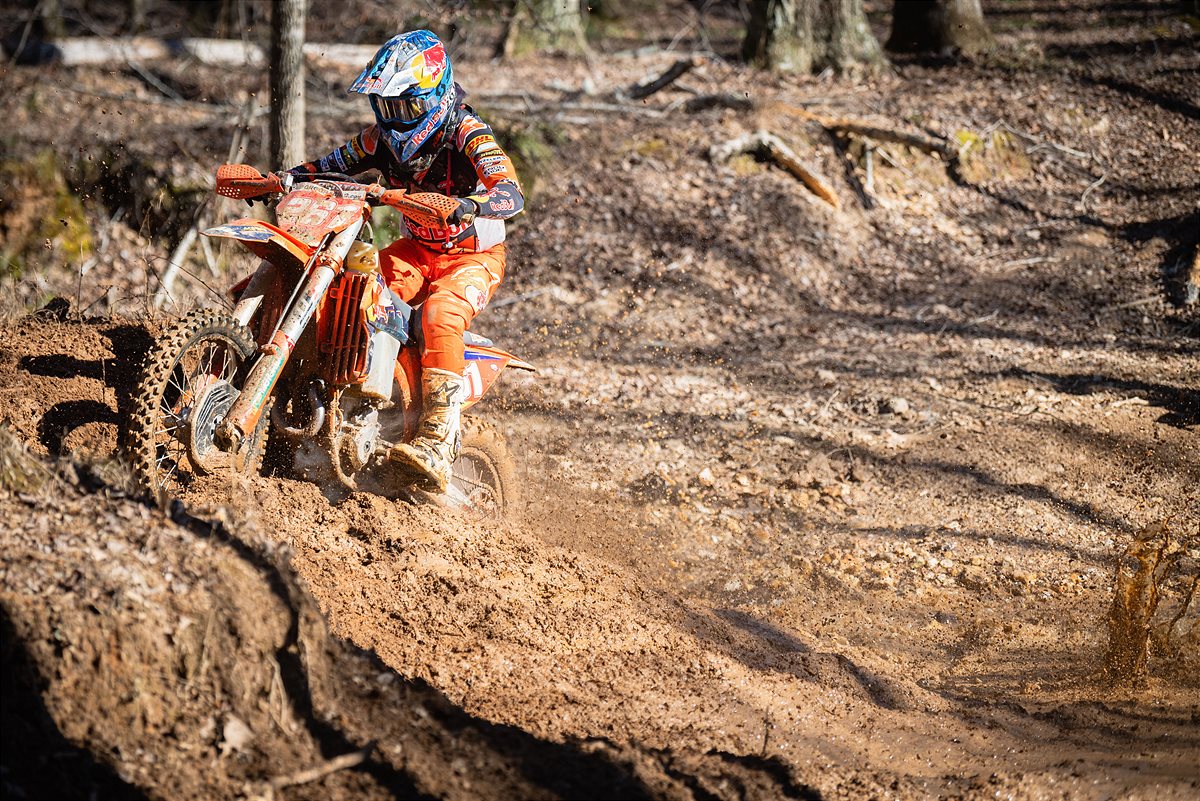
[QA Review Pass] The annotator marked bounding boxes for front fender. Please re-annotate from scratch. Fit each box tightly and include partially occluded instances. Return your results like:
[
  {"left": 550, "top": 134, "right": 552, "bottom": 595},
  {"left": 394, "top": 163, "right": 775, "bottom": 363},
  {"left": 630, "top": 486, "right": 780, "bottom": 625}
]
[{"left": 203, "top": 219, "right": 313, "bottom": 271}]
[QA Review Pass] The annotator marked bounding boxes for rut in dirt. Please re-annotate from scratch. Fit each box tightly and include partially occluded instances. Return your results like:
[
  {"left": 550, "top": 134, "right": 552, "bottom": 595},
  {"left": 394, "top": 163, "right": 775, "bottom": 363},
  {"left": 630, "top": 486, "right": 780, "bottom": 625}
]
[
  {"left": 3, "top": 311, "right": 1198, "bottom": 801},
  {"left": 0, "top": 352, "right": 831, "bottom": 801}
]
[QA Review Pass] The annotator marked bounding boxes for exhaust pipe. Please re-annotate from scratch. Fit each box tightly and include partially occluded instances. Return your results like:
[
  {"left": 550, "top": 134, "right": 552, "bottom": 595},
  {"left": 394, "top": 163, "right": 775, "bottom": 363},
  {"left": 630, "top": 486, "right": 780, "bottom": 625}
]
[{"left": 271, "top": 380, "right": 327, "bottom": 439}]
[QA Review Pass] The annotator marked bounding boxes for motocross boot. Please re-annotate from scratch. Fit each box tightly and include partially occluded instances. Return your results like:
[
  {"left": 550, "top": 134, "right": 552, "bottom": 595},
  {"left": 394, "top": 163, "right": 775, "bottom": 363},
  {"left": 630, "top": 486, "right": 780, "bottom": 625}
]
[{"left": 389, "top": 368, "right": 464, "bottom": 492}]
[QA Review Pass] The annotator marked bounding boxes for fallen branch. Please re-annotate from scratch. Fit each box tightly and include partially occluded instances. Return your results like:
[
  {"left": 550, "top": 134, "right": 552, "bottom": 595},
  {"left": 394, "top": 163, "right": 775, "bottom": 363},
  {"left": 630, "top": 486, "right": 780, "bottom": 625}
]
[
  {"left": 834, "top": 120, "right": 955, "bottom": 160},
  {"left": 874, "top": 145, "right": 914, "bottom": 178},
  {"left": 481, "top": 99, "right": 667, "bottom": 120},
  {"left": 825, "top": 131, "right": 873, "bottom": 209},
  {"left": 625, "top": 57, "right": 698, "bottom": 100},
  {"left": 999, "top": 256, "right": 1056, "bottom": 270},
  {"left": 1185, "top": 246, "right": 1200, "bottom": 306},
  {"left": 154, "top": 224, "right": 200, "bottom": 309},
  {"left": 1080, "top": 173, "right": 1107, "bottom": 207},
  {"left": 863, "top": 141, "right": 875, "bottom": 195},
  {"left": 711, "top": 131, "right": 840, "bottom": 209},
  {"left": 264, "top": 742, "right": 374, "bottom": 799},
  {"left": 681, "top": 93, "right": 754, "bottom": 114},
  {"left": 1097, "top": 294, "right": 1162, "bottom": 313},
  {"left": 776, "top": 103, "right": 956, "bottom": 160}
]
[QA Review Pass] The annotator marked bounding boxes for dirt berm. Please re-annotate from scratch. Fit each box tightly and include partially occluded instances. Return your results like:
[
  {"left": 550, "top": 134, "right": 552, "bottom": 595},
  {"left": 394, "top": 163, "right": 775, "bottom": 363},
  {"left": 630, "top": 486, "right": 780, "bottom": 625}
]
[
  {"left": 2, "top": 0, "right": 1199, "bottom": 796},
  {"left": 0, "top": 407, "right": 826, "bottom": 801},
  {"left": 0, "top": 307, "right": 1196, "bottom": 799}
]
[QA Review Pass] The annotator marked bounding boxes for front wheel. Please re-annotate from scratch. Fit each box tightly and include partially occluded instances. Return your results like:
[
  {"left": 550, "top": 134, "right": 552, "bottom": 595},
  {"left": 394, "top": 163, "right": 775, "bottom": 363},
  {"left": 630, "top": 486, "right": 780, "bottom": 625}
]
[
  {"left": 447, "top": 420, "right": 521, "bottom": 522},
  {"left": 127, "top": 309, "right": 267, "bottom": 495}
]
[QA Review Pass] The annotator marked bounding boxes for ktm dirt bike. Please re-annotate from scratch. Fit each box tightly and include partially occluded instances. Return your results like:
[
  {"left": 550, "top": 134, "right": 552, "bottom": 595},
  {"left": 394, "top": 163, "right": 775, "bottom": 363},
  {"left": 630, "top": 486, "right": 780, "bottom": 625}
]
[{"left": 127, "top": 164, "right": 533, "bottom": 518}]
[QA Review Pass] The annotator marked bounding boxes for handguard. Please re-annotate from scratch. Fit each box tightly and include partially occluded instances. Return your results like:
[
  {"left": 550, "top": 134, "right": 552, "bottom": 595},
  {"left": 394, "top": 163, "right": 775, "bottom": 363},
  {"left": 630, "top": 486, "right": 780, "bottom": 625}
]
[
  {"left": 215, "top": 164, "right": 286, "bottom": 200},
  {"left": 379, "top": 190, "right": 473, "bottom": 228}
]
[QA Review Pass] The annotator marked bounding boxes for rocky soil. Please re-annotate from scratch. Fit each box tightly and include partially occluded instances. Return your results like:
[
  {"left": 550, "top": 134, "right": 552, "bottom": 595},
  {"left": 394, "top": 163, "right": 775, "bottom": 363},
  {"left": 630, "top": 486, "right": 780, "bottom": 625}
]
[{"left": 1, "top": 1, "right": 1198, "bottom": 799}]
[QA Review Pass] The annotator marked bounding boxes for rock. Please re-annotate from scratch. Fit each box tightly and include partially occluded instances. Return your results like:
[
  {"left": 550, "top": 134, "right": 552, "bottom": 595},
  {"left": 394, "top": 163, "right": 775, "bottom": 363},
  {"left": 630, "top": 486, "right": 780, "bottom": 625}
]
[
  {"left": 697, "top": 467, "right": 716, "bottom": 487},
  {"left": 799, "top": 453, "right": 837, "bottom": 488},
  {"left": 219, "top": 716, "right": 253, "bottom": 756},
  {"left": 848, "top": 461, "right": 872, "bottom": 483},
  {"left": 958, "top": 566, "right": 987, "bottom": 591}
]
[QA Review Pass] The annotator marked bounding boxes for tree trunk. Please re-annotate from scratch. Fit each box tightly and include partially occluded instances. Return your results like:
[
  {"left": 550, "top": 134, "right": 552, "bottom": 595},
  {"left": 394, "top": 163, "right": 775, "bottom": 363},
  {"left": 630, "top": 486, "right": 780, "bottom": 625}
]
[
  {"left": 129, "top": 0, "right": 148, "bottom": 33},
  {"left": 269, "top": 0, "right": 307, "bottom": 170},
  {"left": 886, "top": 0, "right": 992, "bottom": 56},
  {"left": 510, "top": 0, "right": 586, "bottom": 55},
  {"left": 744, "top": 0, "right": 882, "bottom": 74},
  {"left": 40, "top": 0, "right": 66, "bottom": 39}
]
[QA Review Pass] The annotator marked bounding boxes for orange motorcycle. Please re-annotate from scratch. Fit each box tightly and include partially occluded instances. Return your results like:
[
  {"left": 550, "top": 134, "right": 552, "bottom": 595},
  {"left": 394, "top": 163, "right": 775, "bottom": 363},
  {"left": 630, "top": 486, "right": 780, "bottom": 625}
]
[{"left": 127, "top": 165, "right": 532, "bottom": 517}]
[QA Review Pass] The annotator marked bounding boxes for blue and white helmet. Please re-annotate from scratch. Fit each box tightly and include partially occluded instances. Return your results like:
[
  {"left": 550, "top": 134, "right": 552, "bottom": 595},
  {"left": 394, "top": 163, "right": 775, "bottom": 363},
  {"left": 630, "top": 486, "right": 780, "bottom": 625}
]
[{"left": 349, "top": 30, "right": 456, "bottom": 162}]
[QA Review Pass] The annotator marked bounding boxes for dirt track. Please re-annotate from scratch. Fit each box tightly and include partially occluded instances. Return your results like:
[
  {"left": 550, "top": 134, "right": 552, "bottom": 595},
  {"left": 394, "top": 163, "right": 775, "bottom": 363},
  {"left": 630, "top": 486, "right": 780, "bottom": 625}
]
[{"left": 2, "top": 0, "right": 1199, "bottom": 798}]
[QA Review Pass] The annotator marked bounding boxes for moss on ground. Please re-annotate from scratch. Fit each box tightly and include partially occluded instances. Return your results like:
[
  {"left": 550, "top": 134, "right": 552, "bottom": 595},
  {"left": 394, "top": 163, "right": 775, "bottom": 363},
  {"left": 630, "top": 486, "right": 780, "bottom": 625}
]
[{"left": 1, "top": 150, "right": 93, "bottom": 278}]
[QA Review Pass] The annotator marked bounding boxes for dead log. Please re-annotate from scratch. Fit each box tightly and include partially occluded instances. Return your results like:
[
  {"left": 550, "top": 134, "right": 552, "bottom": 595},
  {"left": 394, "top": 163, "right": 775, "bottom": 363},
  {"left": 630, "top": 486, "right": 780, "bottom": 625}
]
[
  {"left": 28, "top": 36, "right": 377, "bottom": 68},
  {"left": 777, "top": 104, "right": 956, "bottom": 160},
  {"left": 710, "top": 131, "right": 840, "bottom": 209},
  {"left": 626, "top": 57, "right": 698, "bottom": 100},
  {"left": 683, "top": 93, "right": 755, "bottom": 113}
]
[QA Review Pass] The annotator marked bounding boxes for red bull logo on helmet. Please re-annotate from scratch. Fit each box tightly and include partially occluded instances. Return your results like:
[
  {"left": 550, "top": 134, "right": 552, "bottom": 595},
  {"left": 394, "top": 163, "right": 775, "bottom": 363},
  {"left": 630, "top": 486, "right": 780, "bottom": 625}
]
[
  {"left": 350, "top": 31, "right": 450, "bottom": 96},
  {"left": 415, "top": 42, "right": 448, "bottom": 89}
]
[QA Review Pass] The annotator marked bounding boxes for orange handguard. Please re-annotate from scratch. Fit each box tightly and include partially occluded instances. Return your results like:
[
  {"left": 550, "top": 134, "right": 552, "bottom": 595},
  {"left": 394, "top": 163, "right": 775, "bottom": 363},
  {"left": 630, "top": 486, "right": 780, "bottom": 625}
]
[
  {"left": 215, "top": 163, "right": 285, "bottom": 200},
  {"left": 379, "top": 189, "right": 465, "bottom": 228}
]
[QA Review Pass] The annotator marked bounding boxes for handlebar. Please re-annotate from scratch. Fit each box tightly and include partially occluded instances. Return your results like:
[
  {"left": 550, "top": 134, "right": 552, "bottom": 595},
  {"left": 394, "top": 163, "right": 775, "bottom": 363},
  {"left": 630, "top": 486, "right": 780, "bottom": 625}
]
[{"left": 214, "top": 164, "right": 468, "bottom": 228}]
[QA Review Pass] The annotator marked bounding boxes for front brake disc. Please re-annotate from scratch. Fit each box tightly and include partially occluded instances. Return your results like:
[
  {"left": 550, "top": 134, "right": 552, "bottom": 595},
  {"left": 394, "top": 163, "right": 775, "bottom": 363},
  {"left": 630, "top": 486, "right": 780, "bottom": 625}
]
[{"left": 186, "top": 380, "right": 239, "bottom": 473}]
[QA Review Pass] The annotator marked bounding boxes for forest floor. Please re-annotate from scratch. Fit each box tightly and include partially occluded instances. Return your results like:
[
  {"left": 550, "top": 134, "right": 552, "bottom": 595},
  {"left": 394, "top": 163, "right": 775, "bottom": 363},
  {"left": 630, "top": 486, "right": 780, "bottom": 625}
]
[{"left": 1, "top": 1, "right": 1198, "bottom": 799}]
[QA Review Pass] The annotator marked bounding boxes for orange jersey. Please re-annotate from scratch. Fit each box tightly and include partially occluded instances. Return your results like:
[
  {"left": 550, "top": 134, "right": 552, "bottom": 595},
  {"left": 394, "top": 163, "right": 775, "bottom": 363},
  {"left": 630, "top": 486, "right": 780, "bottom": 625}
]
[{"left": 293, "top": 104, "right": 523, "bottom": 254}]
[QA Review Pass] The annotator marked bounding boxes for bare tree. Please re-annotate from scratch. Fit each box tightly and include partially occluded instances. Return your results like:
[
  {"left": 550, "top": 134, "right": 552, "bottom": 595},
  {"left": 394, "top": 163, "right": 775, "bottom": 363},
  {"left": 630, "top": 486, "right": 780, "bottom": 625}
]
[
  {"left": 497, "top": 0, "right": 586, "bottom": 57},
  {"left": 743, "top": 0, "right": 883, "bottom": 74},
  {"left": 40, "top": 0, "right": 66, "bottom": 39},
  {"left": 269, "top": 0, "right": 308, "bottom": 170},
  {"left": 129, "top": 0, "right": 148, "bottom": 33},
  {"left": 886, "top": 0, "right": 992, "bottom": 56}
]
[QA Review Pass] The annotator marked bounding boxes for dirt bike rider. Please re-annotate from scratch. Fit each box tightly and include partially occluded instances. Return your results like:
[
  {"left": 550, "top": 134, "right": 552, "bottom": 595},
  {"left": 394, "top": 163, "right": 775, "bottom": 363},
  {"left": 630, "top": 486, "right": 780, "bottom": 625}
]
[{"left": 287, "top": 30, "right": 524, "bottom": 492}]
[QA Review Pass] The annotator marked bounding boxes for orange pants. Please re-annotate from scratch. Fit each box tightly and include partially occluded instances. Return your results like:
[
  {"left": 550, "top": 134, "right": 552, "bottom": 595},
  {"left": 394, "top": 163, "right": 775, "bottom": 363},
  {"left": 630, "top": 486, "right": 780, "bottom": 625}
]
[{"left": 379, "top": 238, "right": 505, "bottom": 374}]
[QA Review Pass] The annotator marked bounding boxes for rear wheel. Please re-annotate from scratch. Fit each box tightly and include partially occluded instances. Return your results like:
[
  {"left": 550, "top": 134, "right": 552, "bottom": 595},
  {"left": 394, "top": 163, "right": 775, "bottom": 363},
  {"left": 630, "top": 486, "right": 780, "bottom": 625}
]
[
  {"left": 127, "top": 309, "right": 267, "bottom": 495},
  {"left": 448, "top": 420, "right": 520, "bottom": 522}
]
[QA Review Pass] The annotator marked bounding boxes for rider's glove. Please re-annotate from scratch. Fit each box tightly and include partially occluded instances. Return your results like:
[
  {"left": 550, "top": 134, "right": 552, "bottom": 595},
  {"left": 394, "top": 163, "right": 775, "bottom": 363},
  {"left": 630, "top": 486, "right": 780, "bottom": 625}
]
[{"left": 447, "top": 197, "right": 478, "bottom": 226}]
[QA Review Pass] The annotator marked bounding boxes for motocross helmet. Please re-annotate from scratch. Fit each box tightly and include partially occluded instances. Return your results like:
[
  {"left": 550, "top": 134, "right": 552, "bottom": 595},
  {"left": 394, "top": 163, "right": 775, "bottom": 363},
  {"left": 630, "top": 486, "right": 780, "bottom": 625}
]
[{"left": 349, "top": 30, "right": 456, "bottom": 164}]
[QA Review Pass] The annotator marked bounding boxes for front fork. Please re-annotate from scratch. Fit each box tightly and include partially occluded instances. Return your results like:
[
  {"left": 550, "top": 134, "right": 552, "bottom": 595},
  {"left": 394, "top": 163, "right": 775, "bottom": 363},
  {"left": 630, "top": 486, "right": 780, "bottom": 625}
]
[{"left": 216, "top": 222, "right": 362, "bottom": 450}]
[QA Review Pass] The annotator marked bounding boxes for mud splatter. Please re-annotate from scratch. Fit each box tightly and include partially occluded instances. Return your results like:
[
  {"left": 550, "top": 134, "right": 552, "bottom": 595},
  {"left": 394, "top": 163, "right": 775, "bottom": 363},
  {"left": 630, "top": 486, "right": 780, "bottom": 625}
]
[{"left": 1102, "top": 520, "right": 1200, "bottom": 686}]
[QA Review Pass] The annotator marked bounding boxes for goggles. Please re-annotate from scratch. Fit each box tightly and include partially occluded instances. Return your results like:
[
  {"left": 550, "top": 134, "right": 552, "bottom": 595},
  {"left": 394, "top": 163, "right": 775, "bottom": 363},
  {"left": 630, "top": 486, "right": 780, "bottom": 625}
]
[{"left": 371, "top": 93, "right": 440, "bottom": 125}]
